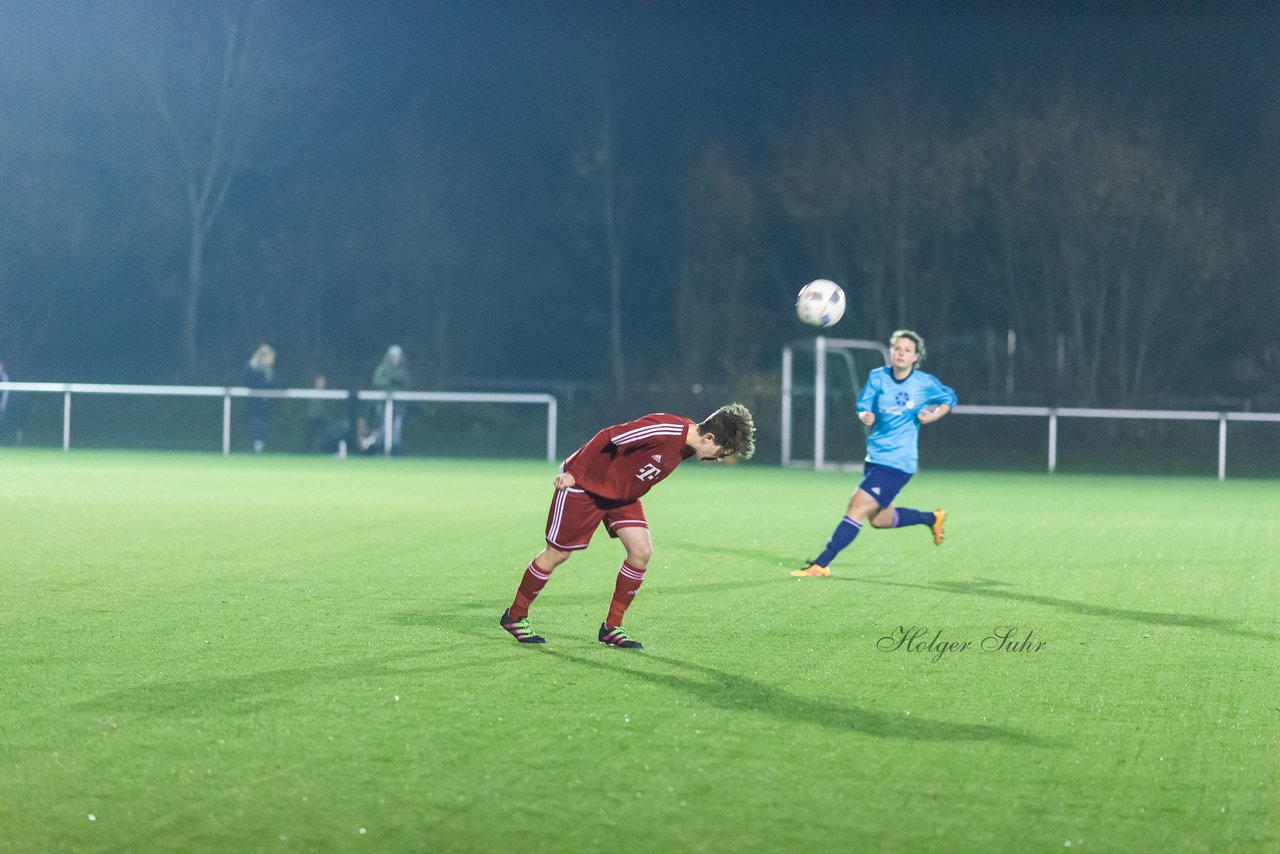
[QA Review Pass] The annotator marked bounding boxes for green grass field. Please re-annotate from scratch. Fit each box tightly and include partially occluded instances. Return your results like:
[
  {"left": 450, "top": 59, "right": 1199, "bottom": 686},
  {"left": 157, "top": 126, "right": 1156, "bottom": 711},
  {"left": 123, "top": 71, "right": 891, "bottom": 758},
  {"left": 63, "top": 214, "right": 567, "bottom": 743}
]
[{"left": 2, "top": 450, "right": 1276, "bottom": 852}]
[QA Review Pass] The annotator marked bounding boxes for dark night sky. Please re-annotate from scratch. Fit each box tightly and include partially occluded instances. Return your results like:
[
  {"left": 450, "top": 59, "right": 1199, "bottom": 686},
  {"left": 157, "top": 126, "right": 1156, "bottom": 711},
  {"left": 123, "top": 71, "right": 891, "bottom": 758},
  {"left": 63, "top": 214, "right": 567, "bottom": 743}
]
[
  {"left": 335, "top": 1, "right": 1276, "bottom": 150},
  {"left": 294, "top": 0, "right": 1280, "bottom": 255},
  {"left": 1, "top": 1, "right": 1277, "bottom": 396},
  {"left": 6, "top": 1, "right": 1275, "bottom": 193}
]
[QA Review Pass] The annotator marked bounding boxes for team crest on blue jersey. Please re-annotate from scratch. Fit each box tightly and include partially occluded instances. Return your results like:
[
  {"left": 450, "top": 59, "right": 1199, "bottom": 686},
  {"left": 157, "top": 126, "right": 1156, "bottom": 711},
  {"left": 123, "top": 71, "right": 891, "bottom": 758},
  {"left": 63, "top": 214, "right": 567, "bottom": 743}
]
[{"left": 895, "top": 391, "right": 912, "bottom": 407}]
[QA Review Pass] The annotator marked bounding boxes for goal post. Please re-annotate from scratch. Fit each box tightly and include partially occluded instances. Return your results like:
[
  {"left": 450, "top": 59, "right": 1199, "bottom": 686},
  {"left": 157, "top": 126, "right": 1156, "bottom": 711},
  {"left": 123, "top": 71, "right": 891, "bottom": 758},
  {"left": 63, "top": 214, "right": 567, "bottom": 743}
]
[{"left": 781, "top": 337, "right": 889, "bottom": 469}]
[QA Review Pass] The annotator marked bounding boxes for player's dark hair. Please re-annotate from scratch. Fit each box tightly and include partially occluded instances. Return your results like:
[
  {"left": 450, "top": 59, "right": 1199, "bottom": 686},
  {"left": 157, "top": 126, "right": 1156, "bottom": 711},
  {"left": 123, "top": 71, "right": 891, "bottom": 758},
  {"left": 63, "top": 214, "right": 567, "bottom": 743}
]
[
  {"left": 699, "top": 403, "right": 756, "bottom": 460},
  {"left": 890, "top": 329, "right": 926, "bottom": 367}
]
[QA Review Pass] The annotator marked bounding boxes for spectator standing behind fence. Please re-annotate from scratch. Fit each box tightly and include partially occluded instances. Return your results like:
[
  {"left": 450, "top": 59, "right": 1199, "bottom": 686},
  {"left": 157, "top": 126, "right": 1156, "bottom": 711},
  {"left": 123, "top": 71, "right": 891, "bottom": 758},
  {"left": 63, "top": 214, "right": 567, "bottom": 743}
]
[
  {"left": 305, "top": 373, "right": 348, "bottom": 457},
  {"left": 243, "top": 344, "right": 276, "bottom": 454},
  {"left": 363, "top": 345, "right": 412, "bottom": 455}
]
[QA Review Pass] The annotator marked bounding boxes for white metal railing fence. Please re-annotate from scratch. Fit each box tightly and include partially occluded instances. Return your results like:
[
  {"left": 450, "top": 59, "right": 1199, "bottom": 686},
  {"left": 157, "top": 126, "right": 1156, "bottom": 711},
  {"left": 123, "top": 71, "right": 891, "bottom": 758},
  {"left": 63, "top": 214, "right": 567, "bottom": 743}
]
[
  {"left": 4, "top": 382, "right": 1276, "bottom": 477},
  {"left": 0, "top": 382, "right": 558, "bottom": 462},
  {"left": 951, "top": 404, "right": 1280, "bottom": 481},
  {"left": 781, "top": 337, "right": 1279, "bottom": 479},
  {"left": 784, "top": 395, "right": 1279, "bottom": 480}
]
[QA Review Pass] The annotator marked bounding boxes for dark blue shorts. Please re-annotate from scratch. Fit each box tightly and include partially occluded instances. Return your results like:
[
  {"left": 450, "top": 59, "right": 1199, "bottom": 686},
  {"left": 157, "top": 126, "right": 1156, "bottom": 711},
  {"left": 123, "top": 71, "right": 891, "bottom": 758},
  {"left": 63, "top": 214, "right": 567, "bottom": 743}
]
[{"left": 857, "top": 463, "right": 913, "bottom": 508}]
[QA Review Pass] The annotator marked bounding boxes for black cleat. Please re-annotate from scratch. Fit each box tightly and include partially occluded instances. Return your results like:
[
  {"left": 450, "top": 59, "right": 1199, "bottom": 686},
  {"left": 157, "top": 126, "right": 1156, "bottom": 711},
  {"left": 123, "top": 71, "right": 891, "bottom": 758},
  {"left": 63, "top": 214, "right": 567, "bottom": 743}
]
[
  {"left": 500, "top": 609, "right": 546, "bottom": 644},
  {"left": 598, "top": 623, "right": 643, "bottom": 649}
]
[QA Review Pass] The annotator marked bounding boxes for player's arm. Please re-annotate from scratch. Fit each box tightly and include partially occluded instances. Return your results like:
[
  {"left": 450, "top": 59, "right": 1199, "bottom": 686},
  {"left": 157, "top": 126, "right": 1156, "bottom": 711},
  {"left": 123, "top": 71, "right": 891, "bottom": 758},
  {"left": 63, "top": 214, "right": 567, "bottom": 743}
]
[
  {"left": 917, "top": 376, "right": 958, "bottom": 424},
  {"left": 856, "top": 372, "right": 880, "bottom": 426},
  {"left": 554, "top": 472, "right": 576, "bottom": 489}
]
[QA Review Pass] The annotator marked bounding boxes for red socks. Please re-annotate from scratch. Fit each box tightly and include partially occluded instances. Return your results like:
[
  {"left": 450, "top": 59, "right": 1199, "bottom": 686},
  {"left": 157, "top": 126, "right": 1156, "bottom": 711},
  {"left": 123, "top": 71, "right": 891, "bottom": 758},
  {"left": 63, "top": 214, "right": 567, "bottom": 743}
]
[
  {"left": 510, "top": 559, "right": 647, "bottom": 627},
  {"left": 508, "top": 560, "right": 553, "bottom": 619},
  {"left": 606, "top": 562, "right": 646, "bottom": 627}
]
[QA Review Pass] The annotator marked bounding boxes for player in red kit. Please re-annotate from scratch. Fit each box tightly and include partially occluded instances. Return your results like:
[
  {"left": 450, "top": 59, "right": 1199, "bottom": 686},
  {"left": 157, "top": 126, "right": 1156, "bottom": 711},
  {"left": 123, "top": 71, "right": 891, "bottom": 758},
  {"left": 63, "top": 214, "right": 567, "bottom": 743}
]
[{"left": 501, "top": 403, "right": 756, "bottom": 648}]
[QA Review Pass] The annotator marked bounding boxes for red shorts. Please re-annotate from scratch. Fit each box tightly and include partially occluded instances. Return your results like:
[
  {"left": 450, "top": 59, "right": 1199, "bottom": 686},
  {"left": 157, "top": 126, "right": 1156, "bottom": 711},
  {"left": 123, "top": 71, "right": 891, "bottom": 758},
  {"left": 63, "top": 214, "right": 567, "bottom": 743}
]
[{"left": 545, "top": 487, "right": 648, "bottom": 550}]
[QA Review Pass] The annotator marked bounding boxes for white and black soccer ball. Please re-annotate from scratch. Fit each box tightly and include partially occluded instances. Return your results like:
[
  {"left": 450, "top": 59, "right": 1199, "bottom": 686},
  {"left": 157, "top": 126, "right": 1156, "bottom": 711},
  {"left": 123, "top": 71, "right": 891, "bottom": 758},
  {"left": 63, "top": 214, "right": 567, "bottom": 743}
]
[{"left": 795, "top": 279, "right": 846, "bottom": 328}]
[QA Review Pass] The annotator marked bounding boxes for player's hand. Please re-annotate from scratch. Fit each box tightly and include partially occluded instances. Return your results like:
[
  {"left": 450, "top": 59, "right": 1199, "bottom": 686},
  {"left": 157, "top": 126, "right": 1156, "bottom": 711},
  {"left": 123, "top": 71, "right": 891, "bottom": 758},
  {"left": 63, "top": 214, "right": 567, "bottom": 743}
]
[
  {"left": 554, "top": 472, "right": 576, "bottom": 489},
  {"left": 917, "top": 405, "right": 949, "bottom": 425},
  {"left": 858, "top": 411, "right": 875, "bottom": 426}
]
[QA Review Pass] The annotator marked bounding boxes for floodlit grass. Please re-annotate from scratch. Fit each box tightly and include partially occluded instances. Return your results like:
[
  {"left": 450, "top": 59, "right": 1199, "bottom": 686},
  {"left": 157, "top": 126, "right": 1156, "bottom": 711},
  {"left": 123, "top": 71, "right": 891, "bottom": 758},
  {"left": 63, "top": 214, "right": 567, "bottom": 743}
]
[{"left": 1, "top": 450, "right": 1276, "bottom": 852}]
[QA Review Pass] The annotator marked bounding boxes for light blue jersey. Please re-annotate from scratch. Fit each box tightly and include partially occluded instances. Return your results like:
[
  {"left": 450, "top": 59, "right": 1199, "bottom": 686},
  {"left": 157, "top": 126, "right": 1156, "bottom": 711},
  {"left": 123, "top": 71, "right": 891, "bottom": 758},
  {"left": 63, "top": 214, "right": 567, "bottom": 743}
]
[{"left": 856, "top": 366, "right": 957, "bottom": 474}]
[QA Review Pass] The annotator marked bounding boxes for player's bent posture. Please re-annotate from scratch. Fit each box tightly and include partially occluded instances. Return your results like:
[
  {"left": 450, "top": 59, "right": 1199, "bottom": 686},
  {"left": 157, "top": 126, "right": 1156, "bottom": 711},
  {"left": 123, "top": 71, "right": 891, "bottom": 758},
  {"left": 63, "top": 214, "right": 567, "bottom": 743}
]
[
  {"left": 502, "top": 403, "right": 756, "bottom": 648},
  {"left": 793, "top": 330, "right": 957, "bottom": 578}
]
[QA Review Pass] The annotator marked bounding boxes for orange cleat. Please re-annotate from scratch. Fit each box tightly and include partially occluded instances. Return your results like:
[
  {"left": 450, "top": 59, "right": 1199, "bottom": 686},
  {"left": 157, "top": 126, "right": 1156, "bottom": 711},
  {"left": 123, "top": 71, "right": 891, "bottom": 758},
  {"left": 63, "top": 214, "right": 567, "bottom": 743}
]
[
  {"left": 931, "top": 509, "right": 947, "bottom": 546},
  {"left": 790, "top": 563, "right": 831, "bottom": 578}
]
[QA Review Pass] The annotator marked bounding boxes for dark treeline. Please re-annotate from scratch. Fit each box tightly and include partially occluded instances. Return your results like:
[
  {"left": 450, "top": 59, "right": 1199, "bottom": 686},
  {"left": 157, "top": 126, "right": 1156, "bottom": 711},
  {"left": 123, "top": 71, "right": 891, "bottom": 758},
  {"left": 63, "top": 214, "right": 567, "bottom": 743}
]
[{"left": 1, "top": 1, "right": 1277, "bottom": 409}]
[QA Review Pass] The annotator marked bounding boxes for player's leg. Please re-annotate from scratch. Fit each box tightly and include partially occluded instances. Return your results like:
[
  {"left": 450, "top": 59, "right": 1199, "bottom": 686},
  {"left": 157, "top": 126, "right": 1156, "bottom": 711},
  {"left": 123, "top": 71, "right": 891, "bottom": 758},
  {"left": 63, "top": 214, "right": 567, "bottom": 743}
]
[
  {"left": 870, "top": 504, "right": 946, "bottom": 545},
  {"left": 502, "top": 487, "right": 601, "bottom": 644},
  {"left": 598, "top": 510, "right": 650, "bottom": 648},
  {"left": 607, "top": 524, "right": 651, "bottom": 623},
  {"left": 793, "top": 487, "right": 880, "bottom": 577},
  {"left": 506, "top": 544, "right": 571, "bottom": 617},
  {"left": 795, "top": 464, "right": 916, "bottom": 576}
]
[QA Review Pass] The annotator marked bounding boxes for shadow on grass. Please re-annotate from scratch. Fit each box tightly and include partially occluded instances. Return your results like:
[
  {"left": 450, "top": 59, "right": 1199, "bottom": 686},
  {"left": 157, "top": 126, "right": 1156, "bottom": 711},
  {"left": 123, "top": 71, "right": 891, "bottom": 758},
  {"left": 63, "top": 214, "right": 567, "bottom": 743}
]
[
  {"left": 673, "top": 542, "right": 808, "bottom": 568},
  {"left": 72, "top": 652, "right": 479, "bottom": 718},
  {"left": 537, "top": 647, "right": 1052, "bottom": 748},
  {"left": 844, "top": 576, "right": 1280, "bottom": 642},
  {"left": 645, "top": 577, "right": 784, "bottom": 597},
  {"left": 390, "top": 576, "right": 782, "bottom": 625}
]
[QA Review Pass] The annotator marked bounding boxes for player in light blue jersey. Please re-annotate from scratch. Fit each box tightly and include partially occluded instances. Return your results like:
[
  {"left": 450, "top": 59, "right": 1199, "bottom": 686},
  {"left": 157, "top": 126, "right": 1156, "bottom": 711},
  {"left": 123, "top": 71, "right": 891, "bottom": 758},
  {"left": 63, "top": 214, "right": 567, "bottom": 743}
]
[{"left": 793, "top": 329, "right": 957, "bottom": 577}]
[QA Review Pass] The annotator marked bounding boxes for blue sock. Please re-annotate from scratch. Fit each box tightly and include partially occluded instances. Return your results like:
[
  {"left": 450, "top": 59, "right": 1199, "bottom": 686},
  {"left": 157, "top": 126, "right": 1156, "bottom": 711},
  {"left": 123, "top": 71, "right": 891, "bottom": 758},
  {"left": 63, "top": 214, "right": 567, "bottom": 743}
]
[
  {"left": 893, "top": 507, "right": 934, "bottom": 528},
  {"left": 816, "top": 516, "right": 862, "bottom": 567}
]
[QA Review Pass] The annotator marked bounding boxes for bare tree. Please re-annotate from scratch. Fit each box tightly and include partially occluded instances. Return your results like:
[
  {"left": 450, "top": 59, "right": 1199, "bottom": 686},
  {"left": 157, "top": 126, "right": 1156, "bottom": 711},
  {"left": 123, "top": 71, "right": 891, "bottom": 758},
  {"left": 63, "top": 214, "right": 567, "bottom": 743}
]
[
  {"left": 380, "top": 133, "right": 499, "bottom": 387},
  {"left": 567, "top": 76, "right": 631, "bottom": 409},
  {"left": 769, "top": 76, "right": 957, "bottom": 340},
  {"left": 0, "top": 7, "right": 122, "bottom": 375},
  {"left": 973, "top": 103, "right": 1242, "bottom": 405},
  {"left": 673, "top": 141, "right": 772, "bottom": 382},
  {"left": 117, "top": 0, "right": 322, "bottom": 377},
  {"left": 0, "top": 128, "right": 69, "bottom": 368},
  {"left": 768, "top": 117, "right": 861, "bottom": 319}
]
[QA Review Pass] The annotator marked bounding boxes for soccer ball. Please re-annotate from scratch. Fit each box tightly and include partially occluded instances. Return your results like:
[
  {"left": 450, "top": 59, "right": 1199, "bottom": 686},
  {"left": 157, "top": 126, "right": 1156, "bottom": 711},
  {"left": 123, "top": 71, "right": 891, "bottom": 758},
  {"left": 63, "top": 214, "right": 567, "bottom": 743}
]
[{"left": 795, "top": 279, "right": 846, "bottom": 328}]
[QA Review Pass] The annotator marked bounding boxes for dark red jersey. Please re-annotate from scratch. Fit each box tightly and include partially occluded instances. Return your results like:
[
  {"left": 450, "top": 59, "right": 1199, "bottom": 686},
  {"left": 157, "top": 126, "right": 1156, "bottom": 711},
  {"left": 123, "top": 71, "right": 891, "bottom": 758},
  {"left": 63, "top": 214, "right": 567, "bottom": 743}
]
[{"left": 561, "top": 413, "right": 695, "bottom": 503}]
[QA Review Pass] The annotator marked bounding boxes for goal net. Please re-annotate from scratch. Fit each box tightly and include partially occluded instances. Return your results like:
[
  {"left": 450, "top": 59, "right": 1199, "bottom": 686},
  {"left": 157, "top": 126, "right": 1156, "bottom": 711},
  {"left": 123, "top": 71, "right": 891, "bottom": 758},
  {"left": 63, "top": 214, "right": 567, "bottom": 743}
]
[{"left": 781, "top": 337, "right": 889, "bottom": 469}]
